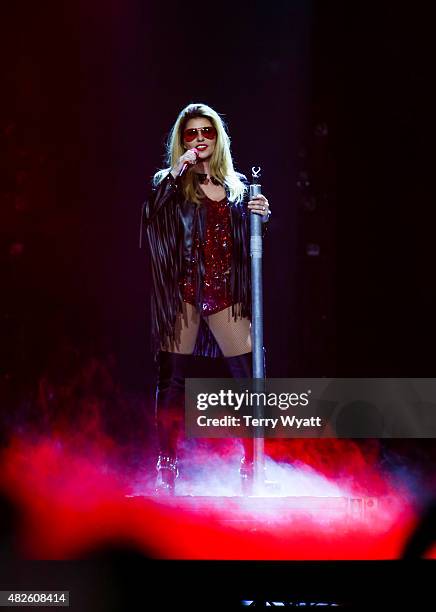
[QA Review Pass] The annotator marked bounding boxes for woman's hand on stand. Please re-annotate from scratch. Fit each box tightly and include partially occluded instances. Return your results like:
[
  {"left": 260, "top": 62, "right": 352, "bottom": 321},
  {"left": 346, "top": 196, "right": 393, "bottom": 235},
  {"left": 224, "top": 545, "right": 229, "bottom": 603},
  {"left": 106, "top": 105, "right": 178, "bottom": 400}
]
[{"left": 248, "top": 193, "right": 270, "bottom": 217}]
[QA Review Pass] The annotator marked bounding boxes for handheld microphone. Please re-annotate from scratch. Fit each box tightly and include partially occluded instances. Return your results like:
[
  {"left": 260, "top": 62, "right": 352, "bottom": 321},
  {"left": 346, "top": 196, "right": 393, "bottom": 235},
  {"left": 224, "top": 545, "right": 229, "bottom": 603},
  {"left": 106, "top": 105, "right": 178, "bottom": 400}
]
[{"left": 178, "top": 148, "right": 199, "bottom": 177}]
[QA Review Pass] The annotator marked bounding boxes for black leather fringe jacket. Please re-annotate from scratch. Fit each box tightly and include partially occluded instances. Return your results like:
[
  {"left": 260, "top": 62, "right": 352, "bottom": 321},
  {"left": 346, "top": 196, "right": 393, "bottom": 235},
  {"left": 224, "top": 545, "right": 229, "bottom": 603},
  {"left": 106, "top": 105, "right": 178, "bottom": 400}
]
[{"left": 140, "top": 172, "right": 268, "bottom": 360}]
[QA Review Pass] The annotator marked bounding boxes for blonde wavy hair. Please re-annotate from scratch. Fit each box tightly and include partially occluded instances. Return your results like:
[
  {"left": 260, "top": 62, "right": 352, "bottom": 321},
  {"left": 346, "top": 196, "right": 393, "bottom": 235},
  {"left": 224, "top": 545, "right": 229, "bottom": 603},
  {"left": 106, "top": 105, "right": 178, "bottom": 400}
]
[{"left": 152, "top": 103, "right": 247, "bottom": 204}]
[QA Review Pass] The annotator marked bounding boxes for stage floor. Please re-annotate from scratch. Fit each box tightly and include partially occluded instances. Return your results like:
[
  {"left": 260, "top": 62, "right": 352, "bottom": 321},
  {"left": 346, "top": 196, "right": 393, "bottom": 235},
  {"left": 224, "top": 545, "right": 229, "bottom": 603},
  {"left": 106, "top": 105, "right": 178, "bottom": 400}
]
[{"left": 131, "top": 494, "right": 378, "bottom": 523}]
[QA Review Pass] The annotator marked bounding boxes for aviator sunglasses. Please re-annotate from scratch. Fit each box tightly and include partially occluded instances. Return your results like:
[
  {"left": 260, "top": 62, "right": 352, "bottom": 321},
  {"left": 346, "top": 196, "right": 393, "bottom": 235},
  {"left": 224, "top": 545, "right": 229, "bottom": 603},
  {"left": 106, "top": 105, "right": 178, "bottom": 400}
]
[{"left": 183, "top": 126, "right": 217, "bottom": 142}]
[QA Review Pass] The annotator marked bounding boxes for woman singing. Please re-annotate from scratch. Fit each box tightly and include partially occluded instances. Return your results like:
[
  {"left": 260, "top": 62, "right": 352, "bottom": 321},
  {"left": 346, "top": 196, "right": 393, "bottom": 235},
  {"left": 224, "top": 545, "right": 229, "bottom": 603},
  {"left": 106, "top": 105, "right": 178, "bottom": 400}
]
[{"left": 140, "top": 103, "right": 270, "bottom": 494}]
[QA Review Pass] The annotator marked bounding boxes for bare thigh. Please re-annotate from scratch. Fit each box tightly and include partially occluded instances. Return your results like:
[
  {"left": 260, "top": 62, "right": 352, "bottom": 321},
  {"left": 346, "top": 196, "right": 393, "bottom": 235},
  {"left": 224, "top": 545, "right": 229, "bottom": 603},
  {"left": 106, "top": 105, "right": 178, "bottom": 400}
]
[
  {"left": 161, "top": 302, "right": 201, "bottom": 354},
  {"left": 205, "top": 304, "right": 252, "bottom": 357}
]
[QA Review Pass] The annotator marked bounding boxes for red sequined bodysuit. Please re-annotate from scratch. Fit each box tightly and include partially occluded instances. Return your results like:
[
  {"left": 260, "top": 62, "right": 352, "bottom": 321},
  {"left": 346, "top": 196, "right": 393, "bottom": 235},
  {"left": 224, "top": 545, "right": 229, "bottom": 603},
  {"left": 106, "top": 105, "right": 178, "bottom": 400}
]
[{"left": 180, "top": 194, "right": 234, "bottom": 316}]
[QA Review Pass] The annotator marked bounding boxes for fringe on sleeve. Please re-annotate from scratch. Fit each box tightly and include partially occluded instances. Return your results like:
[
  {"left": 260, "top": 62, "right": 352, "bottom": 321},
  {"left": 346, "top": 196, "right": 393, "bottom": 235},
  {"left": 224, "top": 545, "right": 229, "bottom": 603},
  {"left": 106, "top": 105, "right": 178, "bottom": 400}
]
[
  {"left": 142, "top": 175, "right": 184, "bottom": 359},
  {"left": 230, "top": 200, "right": 252, "bottom": 322}
]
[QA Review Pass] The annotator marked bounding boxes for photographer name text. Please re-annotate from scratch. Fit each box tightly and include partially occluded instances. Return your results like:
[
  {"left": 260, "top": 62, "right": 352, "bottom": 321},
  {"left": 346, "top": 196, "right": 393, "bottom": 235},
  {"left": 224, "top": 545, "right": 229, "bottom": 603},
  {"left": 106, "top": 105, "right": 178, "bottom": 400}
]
[{"left": 196, "top": 415, "right": 322, "bottom": 429}]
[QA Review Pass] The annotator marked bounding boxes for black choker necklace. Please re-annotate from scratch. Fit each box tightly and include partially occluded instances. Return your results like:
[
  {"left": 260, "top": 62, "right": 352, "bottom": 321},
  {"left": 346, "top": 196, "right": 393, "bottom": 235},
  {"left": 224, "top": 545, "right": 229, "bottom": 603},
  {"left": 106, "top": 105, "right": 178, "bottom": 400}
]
[{"left": 195, "top": 173, "right": 221, "bottom": 186}]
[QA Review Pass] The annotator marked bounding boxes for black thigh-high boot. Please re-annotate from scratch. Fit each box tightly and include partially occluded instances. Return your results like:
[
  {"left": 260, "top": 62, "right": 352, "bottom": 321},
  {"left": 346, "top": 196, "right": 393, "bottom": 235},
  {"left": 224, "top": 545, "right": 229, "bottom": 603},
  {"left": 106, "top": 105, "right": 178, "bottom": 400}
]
[
  {"left": 224, "top": 352, "right": 255, "bottom": 494},
  {"left": 155, "top": 350, "right": 192, "bottom": 495}
]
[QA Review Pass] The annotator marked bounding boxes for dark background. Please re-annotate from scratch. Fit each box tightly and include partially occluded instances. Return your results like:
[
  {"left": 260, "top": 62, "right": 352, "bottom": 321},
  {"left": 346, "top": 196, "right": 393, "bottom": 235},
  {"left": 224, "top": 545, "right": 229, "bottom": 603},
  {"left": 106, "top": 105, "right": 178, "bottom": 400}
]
[
  {"left": 3, "top": 1, "right": 434, "bottom": 395},
  {"left": 2, "top": 0, "right": 311, "bottom": 395}
]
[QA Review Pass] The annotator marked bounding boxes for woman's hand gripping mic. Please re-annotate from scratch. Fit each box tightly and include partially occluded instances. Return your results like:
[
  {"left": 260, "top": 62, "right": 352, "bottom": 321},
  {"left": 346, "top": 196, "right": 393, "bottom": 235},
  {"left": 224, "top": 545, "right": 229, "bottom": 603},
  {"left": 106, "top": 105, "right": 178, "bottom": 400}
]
[{"left": 170, "top": 148, "right": 199, "bottom": 178}]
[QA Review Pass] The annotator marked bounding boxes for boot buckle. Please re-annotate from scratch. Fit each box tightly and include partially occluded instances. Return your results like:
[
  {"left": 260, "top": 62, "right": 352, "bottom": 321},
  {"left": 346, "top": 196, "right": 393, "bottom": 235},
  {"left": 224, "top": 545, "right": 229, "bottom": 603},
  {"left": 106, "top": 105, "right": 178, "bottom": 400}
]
[{"left": 155, "top": 455, "right": 179, "bottom": 495}]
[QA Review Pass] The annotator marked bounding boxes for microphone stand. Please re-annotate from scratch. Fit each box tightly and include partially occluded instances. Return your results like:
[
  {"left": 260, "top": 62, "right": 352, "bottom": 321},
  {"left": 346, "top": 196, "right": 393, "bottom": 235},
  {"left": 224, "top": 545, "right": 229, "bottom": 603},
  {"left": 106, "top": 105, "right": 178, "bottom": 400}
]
[{"left": 249, "top": 166, "right": 266, "bottom": 492}]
